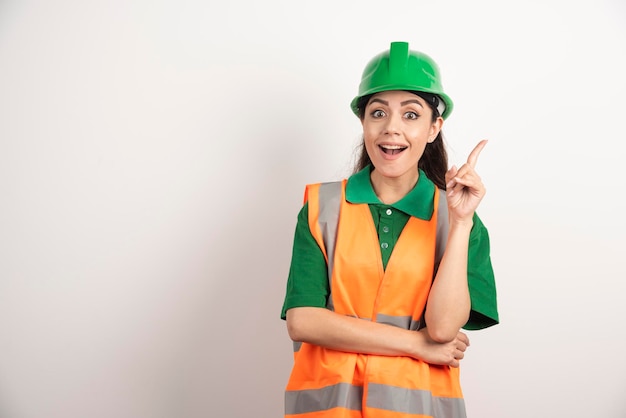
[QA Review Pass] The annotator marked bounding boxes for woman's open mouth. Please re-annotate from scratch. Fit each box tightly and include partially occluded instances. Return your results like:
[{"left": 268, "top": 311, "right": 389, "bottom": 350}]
[{"left": 379, "top": 144, "right": 407, "bottom": 155}]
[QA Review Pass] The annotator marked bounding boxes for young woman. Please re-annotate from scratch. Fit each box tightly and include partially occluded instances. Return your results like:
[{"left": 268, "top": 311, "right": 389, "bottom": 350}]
[{"left": 281, "top": 41, "right": 499, "bottom": 418}]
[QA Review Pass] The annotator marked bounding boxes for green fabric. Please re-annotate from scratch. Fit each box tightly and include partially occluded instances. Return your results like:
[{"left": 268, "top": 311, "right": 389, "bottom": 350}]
[
  {"left": 345, "top": 165, "right": 436, "bottom": 220},
  {"left": 281, "top": 166, "right": 499, "bottom": 330},
  {"left": 367, "top": 205, "right": 409, "bottom": 270}
]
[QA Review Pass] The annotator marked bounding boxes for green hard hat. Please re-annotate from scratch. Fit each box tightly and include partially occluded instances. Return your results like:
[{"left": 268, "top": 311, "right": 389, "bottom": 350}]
[{"left": 350, "top": 41, "right": 454, "bottom": 119}]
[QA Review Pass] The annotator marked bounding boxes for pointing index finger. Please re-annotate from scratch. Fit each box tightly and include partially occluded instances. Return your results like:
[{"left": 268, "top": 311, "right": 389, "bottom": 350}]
[{"left": 467, "top": 139, "right": 488, "bottom": 168}]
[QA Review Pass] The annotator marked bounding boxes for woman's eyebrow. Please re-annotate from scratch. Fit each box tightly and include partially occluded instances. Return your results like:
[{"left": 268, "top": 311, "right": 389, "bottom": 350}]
[
  {"left": 401, "top": 99, "right": 424, "bottom": 108},
  {"left": 369, "top": 98, "right": 424, "bottom": 108},
  {"left": 369, "top": 98, "right": 388, "bottom": 106}
]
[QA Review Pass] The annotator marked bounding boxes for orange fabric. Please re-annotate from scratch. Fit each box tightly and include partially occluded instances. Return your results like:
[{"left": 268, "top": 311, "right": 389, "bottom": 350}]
[
  {"left": 286, "top": 181, "right": 463, "bottom": 417},
  {"left": 286, "top": 410, "right": 363, "bottom": 418}
]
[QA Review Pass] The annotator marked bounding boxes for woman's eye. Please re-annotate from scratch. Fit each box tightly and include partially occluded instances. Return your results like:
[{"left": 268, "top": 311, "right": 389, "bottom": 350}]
[
  {"left": 371, "top": 109, "right": 386, "bottom": 118},
  {"left": 404, "top": 111, "right": 419, "bottom": 120}
]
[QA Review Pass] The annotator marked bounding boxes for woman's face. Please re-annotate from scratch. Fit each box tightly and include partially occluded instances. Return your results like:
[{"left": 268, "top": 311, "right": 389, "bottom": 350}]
[{"left": 361, "top": 90, "right": 443, "bottom": 183}]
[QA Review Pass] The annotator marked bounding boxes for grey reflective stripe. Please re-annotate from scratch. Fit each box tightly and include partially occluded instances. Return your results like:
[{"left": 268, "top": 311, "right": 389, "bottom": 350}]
[
  {"left": 317, "top": 181, "right": 342, "bottom": 311},
  {"left": 286, "top": 382, "right": 465, "bottom": 417},
  {"left": 376, "top": 313, "right": 423, "bottom": 331},
  {"left": 367, "top": 383, "right": 466, "bottom": 418},
  {"left": 285, "top": 383, "right": 363, "bottom": 414}
]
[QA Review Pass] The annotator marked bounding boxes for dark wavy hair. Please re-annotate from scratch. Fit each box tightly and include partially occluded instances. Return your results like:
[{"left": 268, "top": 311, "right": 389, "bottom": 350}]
[{"left": 353, "top": 91, "right": 448, "bottom": 190}]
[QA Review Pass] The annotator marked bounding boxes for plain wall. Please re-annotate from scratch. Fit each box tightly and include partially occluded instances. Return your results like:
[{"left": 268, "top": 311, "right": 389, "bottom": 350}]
[{"left": 1, "top": 0, "right": 625, "bottom": 417}]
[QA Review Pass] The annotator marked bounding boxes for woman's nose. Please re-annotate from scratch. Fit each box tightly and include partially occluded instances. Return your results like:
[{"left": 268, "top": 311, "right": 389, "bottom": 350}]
[{"left": 383, "top": 114, "right": 401, "bottom": 135}]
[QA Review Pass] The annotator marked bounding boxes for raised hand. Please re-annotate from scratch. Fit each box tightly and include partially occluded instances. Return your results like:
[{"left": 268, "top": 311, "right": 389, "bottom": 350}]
[{"left": 445, "top": 139, "right": 488, "bottom": 224}]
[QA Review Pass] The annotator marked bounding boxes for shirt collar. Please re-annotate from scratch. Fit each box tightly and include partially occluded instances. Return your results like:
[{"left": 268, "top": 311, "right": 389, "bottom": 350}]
[{"left": 345, "top": 165, "right": 436, "bottom": 220}]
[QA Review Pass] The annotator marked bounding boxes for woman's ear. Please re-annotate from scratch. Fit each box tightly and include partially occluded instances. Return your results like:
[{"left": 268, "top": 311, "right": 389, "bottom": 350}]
[{"left": 428, "top": 116, "right": 444, "bottom": 143}]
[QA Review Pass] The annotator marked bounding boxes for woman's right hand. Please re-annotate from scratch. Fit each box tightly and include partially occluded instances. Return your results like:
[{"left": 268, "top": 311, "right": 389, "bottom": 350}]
[{"left": 413, "top": 328, "right": 470, "bottom": 368}]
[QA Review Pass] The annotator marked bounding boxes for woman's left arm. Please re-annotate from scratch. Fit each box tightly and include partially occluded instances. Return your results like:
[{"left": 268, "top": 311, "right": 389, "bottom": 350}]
[{"left": 425, "top": 140, "right": 488, "bottom": 343}]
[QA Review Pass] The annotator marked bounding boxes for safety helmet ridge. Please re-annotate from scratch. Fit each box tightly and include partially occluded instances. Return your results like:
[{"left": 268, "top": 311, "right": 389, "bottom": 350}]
[{"left": 350, "top": 42, "right": 454, "bottom": 119}]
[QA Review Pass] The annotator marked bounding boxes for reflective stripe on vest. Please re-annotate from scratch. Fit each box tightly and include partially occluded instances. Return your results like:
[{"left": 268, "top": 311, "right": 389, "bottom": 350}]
[
  {"left": 286, "top": 382, "right": 466, "bottom": 416},
  {"left": 317, "top": 181, "right": 343, "bottom": 311},
  {"left": 286, "top": 181, "right": 465, "bottom": 418}
]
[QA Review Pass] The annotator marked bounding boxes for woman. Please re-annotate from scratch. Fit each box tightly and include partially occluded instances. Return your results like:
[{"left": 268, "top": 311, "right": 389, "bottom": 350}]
[{"left": 281, "top": 41, "right": 499, "bottom": 418}]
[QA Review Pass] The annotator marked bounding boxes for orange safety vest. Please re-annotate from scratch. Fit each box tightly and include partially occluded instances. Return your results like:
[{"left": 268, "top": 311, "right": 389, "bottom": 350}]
[{"left": 285, "top": 180, "right": 465, "bottom": 418}]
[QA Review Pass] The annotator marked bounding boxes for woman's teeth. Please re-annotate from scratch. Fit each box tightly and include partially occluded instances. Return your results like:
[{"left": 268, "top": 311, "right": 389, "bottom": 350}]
[{"left": 380, "top": 145, "right": 407, "bottom": 155}]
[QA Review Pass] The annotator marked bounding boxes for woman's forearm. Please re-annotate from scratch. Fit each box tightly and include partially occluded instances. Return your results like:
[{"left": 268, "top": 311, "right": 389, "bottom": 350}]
[
  {"left": 287, "top": 306, "right": 419, "bottom": 356},
  {"left": 286, "top": 306, "right": 468, "bottom": 367},
  {"left": 425, "top": 221, "right": 472, "bottom": 342}
]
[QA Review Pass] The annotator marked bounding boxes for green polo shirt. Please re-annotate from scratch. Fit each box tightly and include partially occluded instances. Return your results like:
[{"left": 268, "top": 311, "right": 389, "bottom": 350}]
[{"left": 281, "top": 166, "right": 498, "bottom": 330}]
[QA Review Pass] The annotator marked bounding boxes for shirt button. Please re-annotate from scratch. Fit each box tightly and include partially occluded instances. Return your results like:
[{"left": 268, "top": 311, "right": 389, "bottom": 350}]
[
  {"left": 382, "top": 226, "right": 390, "bottom": 233},
  {"left": 381, "top": 242, "right": 389, "bottom": 249},
  {"left": 385, "top": 209, "right": 392, "bottom": 215}
]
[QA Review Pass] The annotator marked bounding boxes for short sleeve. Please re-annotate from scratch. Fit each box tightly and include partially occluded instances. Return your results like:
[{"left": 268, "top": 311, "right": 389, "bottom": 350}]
[
  {"left": 463, "top": 213, "right": 499, "bottom": 330},
  {"left": 280, "top": 202, "right": 330, "bottom": 320}
]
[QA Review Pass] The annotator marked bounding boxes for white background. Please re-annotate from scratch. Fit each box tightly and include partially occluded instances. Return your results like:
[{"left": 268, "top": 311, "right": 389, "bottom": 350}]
[{"left": 1, "top": 0, "right": 625, "bottom": 417}]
